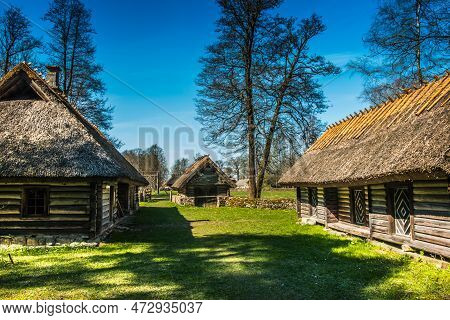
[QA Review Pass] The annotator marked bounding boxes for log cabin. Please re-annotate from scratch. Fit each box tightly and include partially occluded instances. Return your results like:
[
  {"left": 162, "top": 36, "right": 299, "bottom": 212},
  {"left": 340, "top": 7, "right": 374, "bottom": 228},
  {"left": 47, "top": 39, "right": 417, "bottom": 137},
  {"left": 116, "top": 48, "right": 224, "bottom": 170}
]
[
  {"left": 0, "top": 62, "right": 147, "bottom": 241},
  {"left": 171, "top": 155, "right": 236, "bottom": 207},
  {"left": 279, "top": 72, "right": 450, "bottom": 258}
]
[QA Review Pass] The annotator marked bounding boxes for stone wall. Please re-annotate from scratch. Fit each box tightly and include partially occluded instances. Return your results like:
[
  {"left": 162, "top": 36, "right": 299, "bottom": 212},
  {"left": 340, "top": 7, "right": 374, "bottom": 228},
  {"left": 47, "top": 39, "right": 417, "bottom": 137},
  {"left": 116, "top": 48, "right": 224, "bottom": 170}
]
[
  {"left": 225, "top": 197, "right": 295, "bottom": 210},
  {"left": 172, "top": 195, "right": 195, "bottom": 206}
]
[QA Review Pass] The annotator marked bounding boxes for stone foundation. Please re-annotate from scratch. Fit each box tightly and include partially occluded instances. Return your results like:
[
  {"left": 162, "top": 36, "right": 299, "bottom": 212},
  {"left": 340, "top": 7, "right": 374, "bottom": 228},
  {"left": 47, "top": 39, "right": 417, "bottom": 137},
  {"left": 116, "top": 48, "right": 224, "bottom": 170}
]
[{"left": 0, "top": 234, "right": 96, "bottom": 247}]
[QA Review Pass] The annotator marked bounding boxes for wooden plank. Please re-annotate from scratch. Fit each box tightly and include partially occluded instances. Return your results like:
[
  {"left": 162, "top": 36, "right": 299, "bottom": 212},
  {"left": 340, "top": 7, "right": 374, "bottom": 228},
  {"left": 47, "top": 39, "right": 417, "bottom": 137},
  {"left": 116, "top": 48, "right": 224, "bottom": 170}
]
[
  {"left": 328, "top": 222, "right": 370, "bottom": 238},
  {"left": 50, "top": 199, "right": 89, "bottom": 206},
  {"left": 0, "top": 199, "right": 21, "bottom": 205},
  {"left": 410, "top": 240, "right": 450, "bottom": 258},
  {"left": 50, "top": 192, "right": 90, "bottom": 199},
  {"left": 371, "top": 196, "right": 386, "bottom": 202},
  {"left": 49, "top": 206, "right": 89, "bottom": 215},
  {"left": 414, "top": 202, "right": 450, "bottom": 212},
  {"left": 371, "top": 219, "right": 389, "bottom": 227},
  {"left": 413, "top": 188, "right": 449, "bottom": 195},
  {"left": 0, "top": 187, "right": 22, "bottom": 192},
  {"left": 413, "top": 181, "right": 448, "bottom": 188},
  {"left": 414, "top": 211, "right": 450, "bottom": 220},
  {"left": 414, "top": 217, "right": 450, "bottom": 229},
  {"left": 372, "top": 225, "right": 388, "bottom": 234},
  {"left": 415, "top": 232, "right": 450, "bottom": 247},
  {"left": 369, "top": 213, "right": 389, "bottom": 220},
  {"left": 50, "top": 186, "right": 90, "bottom": 192},
  {"left": 0, "top": 193, "right": 21, "bottom": 199},
  {"left": 414, "top": 225, "right": 450, "bottom": 239},
  {"left": 0, "top": 209, "right": 21, "bottom": 214}
]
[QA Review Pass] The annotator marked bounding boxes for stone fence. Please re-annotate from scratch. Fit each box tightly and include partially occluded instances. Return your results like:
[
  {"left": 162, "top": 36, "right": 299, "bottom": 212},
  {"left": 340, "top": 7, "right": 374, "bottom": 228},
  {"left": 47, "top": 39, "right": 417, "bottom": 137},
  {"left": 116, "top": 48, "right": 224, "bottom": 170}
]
[{"left": 225, "top": 197, "right": 295, "bottom": 210}]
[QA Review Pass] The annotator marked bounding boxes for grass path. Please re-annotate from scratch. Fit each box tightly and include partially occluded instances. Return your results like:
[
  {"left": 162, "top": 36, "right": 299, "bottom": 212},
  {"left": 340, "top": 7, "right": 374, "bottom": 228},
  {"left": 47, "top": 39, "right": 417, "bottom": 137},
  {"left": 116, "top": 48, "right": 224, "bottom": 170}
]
[{"left": 0, "top": 200, "right": 449, "bottom": 299}]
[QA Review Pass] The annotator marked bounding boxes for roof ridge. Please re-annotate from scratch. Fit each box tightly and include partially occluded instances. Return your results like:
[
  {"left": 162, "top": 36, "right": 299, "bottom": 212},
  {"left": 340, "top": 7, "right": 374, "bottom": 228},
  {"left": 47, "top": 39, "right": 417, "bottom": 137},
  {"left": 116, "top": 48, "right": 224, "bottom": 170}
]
[{"left": 325, "top": 71, "right": 449, "bottom": 130}]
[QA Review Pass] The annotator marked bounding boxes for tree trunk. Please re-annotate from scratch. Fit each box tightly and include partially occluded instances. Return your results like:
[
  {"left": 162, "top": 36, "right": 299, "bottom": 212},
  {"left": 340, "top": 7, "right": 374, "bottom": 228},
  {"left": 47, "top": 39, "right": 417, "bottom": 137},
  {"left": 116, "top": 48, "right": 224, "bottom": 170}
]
[
  {"left": 244, "top": 20, "right": 257, "bottom": 200},
  {"left": 415, "top": 0, "right": 423, "bottom": 84},
  {"left": 255, "top": 101, "right": 282, "bottom": 198}
]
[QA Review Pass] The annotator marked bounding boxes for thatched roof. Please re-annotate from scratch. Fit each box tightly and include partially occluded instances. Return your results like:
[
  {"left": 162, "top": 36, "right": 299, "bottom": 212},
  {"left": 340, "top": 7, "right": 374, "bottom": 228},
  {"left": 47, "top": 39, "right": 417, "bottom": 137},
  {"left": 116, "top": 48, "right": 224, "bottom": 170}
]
[
  {"left": 164, "top": 175, "right": 178, "bottom": 188},
  {"left": 235, "top": 179, "right": 249, "bottom": 189},
  {"left": 279, "top": 72, "right": 450, "bottom": 186},
  {"left": 171, "top": 155, "right": 236, "bottom": 190},
  {"left": 0, "top": 63, "right": 147, "bottom": 184}
]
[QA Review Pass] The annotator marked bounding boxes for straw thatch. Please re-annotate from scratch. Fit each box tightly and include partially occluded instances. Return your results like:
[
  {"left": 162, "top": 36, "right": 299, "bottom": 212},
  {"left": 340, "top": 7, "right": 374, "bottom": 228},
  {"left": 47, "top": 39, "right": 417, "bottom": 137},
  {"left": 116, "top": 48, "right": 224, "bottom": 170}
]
[
  {"left": 0, "top": 63, "right": 147, "bottom": 184},
  {"left": 171, "top": 155, "right": 236, "bottom": 190},
  {"left": 279, "top": 72, "right": 450, "bottom": 186}
]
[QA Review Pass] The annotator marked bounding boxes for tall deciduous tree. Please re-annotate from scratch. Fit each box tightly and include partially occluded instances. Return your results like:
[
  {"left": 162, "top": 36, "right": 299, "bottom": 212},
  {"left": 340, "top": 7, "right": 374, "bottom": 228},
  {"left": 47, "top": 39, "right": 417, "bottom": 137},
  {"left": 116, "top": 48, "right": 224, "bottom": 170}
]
[
  {"left": 349, "top": 0, "right": 449, "bottom": 104},
  {"left": 0, "top": 6, "right": 41, "bottom": 76},
  {"left": 196, "top": 0, "right": 339, "bottom": 199},
  {"left": 44, "top": 0, "right": 112, "bottom": 131},
  {"left": 170, "top": 158, "right": 190, "bottom": 179}
]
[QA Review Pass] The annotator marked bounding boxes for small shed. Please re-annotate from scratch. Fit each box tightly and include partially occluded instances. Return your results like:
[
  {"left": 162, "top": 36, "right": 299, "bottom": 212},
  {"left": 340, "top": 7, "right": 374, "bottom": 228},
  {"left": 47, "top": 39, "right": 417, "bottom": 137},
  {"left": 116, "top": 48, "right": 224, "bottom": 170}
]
[
  {"left": 171, "top": 156, "right": 236, "bottom": 207},
  {"left": 0, "top": 63, "right": 147, "bottom": 241},
  {"left": 279, "top": 72, "right": 450, "bottom": 258}
]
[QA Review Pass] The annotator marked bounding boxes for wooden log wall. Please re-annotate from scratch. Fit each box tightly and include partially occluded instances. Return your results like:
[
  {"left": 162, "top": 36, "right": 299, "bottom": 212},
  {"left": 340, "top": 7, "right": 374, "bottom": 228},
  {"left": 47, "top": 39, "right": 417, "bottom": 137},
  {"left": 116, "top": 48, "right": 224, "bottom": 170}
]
[
  {"left": 337, "top": 187, "right": 351, "bottom": 223},
  {"left": 317, "top": 187, "right": 326, "bottom": 223},
  {"left": 0, "top": 182, "right": 91, "bottom": 235},
  {"left": 324, "top": 188, "right": 339, "bottom": 223},
  {"left": 412, "top": 180, "right": 450, "bottom": 249},
  {"left": 368, "top": 184, "right": 389, "bottom": 235},
  {"left": 298, "top": 187, "right": 310, "bottom": 217},
  {"left": 101, "top": 182, "right": 117, "bottom": 232},
  {"left": 217, "top": 185, "right": 230, "bottom": 196}
]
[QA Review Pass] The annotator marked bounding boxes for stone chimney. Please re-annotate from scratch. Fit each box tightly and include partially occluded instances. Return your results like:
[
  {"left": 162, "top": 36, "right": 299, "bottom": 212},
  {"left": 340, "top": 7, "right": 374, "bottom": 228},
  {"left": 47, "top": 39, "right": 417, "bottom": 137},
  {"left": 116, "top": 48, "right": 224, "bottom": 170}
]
[{"left": 46, "top": 66, "right": 61, "bottom": 89}]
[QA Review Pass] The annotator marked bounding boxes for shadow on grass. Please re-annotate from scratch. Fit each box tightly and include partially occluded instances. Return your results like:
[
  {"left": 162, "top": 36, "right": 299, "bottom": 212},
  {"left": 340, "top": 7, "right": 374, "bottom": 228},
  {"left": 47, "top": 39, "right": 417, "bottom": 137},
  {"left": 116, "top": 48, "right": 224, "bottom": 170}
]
[{"left": 0, "top": 204, "right": 439, "bottom": 299}]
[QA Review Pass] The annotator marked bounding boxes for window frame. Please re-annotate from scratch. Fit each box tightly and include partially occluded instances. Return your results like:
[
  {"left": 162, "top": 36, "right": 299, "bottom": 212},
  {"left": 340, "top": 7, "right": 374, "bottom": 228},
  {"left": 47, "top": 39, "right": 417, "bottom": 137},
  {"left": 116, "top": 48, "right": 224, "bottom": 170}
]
[{"left": 21, "top": 186, "right": 50, "bottom": 218}]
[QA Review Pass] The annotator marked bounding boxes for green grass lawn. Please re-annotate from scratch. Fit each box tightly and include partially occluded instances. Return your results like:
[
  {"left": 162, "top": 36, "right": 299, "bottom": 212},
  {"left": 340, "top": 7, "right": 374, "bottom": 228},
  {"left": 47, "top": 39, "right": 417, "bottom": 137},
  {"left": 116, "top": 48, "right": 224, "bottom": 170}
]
[
  {"left": 231, "top": 188, "right": 295, "bottom": 199},
  {"left": 0, "top": 200, "right": 449, "bottom": 300}
]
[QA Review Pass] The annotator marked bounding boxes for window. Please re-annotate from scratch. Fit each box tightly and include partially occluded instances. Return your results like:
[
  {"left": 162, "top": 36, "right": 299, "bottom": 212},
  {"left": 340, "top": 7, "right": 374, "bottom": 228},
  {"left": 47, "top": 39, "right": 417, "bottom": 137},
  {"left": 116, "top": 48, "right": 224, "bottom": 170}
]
[{"left": 23, "top": 187, "right": 49, "bottom": 217}]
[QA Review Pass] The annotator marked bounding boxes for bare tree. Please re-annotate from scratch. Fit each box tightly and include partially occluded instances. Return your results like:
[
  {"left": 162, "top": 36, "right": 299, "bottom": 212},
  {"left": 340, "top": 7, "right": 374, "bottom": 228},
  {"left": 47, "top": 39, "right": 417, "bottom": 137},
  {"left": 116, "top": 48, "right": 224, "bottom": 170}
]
[
  {"left": 0, "top": 6, "right": 41, "bottom": 76},
  {"left": 196, "top": 0, "right": 339, "bottom": 198},
  {"left": 123, "top": 145, "right": 169, "bottom": 182},
  {"left": 44, "top": 0, "right": 112, "bottom": 131},
  {"left": 226, "top": 154, "right": 247, "bottom": 180},
  {"left": 349, "top": 0, "right": 449, "bottom": 104}
]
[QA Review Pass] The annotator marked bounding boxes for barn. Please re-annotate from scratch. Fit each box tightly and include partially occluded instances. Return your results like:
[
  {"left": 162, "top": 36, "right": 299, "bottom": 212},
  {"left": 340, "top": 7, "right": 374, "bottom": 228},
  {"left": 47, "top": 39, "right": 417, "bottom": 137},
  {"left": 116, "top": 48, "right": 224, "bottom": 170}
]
[
  {"left": 0, "top": 63, "right": 147, "bottom": 242},
  {"left": 279, "top": 72, "right": 450, "bottom": 258},
  {"left": 171, "top": 155, "right": 236, "bottom": 207}
]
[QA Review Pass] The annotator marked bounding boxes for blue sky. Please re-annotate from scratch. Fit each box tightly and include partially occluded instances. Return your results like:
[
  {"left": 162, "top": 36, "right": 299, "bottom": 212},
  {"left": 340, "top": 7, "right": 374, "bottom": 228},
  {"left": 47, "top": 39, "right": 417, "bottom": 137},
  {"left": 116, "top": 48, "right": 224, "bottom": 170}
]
[{"left": 4, "top": 0, "right": 378, "bottom": 165}]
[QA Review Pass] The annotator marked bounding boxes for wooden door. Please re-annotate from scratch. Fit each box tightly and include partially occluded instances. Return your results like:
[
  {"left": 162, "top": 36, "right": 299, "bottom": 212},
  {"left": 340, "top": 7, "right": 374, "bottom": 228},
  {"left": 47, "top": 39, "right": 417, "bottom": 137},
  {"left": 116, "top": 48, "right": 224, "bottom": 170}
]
[
  {"left": 308, "top": 187, "right": 318, "bottom": 217},
  {"left": 351, "top": 188, "right": 367, "bottom": 226},
  {"left": 391, "top": 186, "right": 412, "bottom": 235}
]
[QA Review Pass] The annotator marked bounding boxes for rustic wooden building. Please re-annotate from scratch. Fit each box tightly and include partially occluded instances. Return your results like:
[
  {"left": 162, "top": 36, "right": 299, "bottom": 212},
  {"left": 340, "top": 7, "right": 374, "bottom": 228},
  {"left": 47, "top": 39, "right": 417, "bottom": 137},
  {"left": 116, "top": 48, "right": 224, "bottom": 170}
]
[
  {"left": 0, "top": 63, "right": 147, "bottom": 240},
  {"left": 279, "top": 73, "right": 450, "bottom": 258},
  {"left": 171, "top": 155, "right": 236, "bottom": 206}
]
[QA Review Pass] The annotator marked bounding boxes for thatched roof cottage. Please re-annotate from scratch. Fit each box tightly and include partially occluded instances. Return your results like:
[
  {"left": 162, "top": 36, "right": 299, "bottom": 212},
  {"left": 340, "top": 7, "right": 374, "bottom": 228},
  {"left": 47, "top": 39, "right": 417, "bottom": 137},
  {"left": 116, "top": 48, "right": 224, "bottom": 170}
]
[
  {"left": 171, "top": 155, "right": 236, "bottom": 207},
  {"left": 280, "top": 73, "right": 450, "bottom": 258},
  {"left": 0, "top": 62, "right": 147, "bottom": 242}
]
